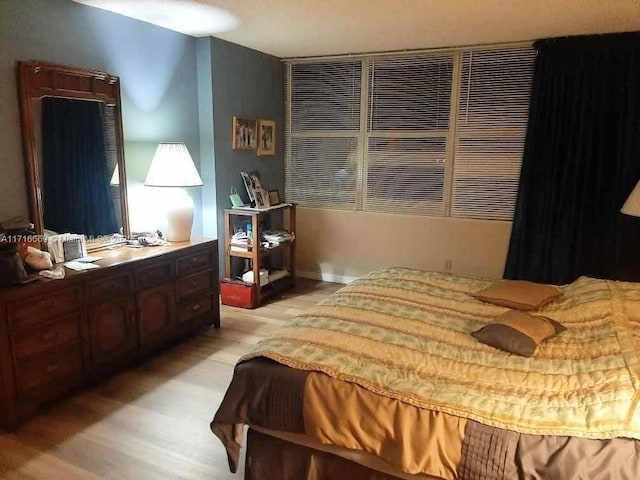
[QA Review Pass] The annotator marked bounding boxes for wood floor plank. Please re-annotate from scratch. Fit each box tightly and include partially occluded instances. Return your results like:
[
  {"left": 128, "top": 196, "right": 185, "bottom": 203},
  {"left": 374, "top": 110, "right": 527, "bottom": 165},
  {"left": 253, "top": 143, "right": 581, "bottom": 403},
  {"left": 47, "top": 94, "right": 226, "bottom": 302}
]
[{"left": 0, "top": 279, "right": 341, "bottom": 480}]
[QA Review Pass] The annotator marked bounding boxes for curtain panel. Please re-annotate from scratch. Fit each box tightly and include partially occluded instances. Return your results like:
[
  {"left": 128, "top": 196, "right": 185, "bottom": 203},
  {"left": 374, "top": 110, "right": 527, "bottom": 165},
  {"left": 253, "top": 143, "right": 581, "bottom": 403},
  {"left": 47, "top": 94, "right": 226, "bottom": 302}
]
[{"left": 505, "top": 32, "right": 640, "bottom": 284}]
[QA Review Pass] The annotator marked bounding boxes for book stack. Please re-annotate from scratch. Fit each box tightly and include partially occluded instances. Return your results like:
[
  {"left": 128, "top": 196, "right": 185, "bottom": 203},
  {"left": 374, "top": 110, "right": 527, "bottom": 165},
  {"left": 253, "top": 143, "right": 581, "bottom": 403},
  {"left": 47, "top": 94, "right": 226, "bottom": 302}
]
[
  {"left": 230, "top": 232, "right": 252, "bottom": 252},
  {"left": 262, "top": 230, "right": 295, "bottom": 246}
]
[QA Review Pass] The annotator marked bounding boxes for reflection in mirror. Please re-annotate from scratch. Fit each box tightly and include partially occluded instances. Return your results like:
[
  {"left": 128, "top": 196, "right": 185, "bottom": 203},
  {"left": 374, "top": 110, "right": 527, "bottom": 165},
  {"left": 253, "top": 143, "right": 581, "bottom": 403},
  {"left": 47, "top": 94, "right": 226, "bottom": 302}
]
[
  {"left": 39, "top": 97, "right": 121, "bottom": 236},
  {"left": 17, "top": 61, "right": 130, "bottom": 248}
]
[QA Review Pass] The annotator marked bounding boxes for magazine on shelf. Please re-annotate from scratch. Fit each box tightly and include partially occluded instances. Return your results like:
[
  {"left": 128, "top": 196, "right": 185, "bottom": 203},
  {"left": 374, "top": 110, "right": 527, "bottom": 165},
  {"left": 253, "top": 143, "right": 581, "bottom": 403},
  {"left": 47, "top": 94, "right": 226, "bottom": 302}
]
[{"left": 232, "top": 203, "right": 292, "bottom": 212}]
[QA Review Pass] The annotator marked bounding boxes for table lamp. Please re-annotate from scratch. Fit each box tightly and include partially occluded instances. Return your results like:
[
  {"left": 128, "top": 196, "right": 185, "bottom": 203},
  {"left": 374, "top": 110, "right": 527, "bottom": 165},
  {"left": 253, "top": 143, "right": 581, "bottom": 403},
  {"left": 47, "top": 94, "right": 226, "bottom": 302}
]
[
  {"left": 144, "top": 142, "right": 203, "bottom": 242},
  {"left": 621, "top": 181, "right": 640, "bottom": 217}
]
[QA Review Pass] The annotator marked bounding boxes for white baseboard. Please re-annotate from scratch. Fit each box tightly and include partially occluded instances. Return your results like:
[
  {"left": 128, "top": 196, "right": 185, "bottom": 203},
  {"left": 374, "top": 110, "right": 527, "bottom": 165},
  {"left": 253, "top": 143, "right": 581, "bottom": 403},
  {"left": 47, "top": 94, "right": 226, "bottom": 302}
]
[{"left": 296, "top": 270, "right": 358, "bottom": 285}]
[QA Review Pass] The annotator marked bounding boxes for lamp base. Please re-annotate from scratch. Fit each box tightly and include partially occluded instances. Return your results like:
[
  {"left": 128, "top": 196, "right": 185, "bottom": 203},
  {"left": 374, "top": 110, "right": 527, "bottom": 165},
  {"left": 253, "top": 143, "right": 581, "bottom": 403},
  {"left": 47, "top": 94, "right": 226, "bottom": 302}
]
[{"left": 166, "top": 205, "right": 194, "bottom": 242}]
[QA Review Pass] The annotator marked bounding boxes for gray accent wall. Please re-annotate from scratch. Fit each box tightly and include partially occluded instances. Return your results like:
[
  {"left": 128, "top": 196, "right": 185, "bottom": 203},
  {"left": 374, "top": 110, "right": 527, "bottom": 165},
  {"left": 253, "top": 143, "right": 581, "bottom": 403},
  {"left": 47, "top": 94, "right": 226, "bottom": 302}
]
[
  {"left": 198, "top": 37, "right": 285, "bottom": 275},
  {"left": 197, "top": 38, "right": 218, "bottom": 240},
  {"left": 0, "top": 0, "right": 203, "bottom": 235},
  {"left": 0, "top": 0, "right": 285, "bottom": 272}
]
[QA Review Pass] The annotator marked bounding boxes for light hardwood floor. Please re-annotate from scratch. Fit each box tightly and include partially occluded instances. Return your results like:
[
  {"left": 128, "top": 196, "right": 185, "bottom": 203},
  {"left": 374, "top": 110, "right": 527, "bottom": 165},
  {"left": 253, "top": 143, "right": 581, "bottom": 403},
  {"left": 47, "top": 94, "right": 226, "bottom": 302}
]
[{"left": 0, "top": 279, "right": 342, "bottom": 480}]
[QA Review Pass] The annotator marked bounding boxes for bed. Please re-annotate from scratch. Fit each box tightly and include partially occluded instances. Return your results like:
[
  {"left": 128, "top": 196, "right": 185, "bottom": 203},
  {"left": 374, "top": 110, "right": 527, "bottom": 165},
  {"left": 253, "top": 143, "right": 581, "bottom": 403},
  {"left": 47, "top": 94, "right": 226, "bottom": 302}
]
[{"left": 212, "top": 268, "right": 640, "bottom": 479}]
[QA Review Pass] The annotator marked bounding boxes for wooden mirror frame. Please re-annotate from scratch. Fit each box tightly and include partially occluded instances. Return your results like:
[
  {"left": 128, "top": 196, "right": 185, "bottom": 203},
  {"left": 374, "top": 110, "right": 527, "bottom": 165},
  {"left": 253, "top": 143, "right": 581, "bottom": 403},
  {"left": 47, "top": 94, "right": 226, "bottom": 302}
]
[{"left": 16, "top": 60, "right": 130, "bottom": 245}]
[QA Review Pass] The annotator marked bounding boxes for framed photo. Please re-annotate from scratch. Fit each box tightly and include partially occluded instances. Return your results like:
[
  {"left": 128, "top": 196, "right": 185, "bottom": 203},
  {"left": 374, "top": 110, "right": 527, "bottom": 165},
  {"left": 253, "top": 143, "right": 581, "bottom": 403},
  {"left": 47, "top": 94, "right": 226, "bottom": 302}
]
[
  {"left": 241, "top": 170, "right": 270, "bottom": 207},
  {"left": 240, "top": 172, "right": 255, "bottom": 203},
  {"left": 255, "top": 188, "right": 270, "bottom": 208},
  {"left": 232, "top": 116, "right": 257, "bottom": 150},
  {"left": 257, "top": 119, "right": 276, "bottom": 156},
  {"left": 268, "top": 189, "right": 281, "bottom": 206}
]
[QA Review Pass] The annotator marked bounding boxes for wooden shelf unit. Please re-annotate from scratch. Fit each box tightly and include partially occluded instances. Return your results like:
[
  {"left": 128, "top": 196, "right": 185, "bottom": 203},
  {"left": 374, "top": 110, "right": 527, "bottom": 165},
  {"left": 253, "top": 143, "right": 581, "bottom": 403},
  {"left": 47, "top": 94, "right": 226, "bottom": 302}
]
[{"left": 223, "top": 204, "right": 296, "bottom": 307}]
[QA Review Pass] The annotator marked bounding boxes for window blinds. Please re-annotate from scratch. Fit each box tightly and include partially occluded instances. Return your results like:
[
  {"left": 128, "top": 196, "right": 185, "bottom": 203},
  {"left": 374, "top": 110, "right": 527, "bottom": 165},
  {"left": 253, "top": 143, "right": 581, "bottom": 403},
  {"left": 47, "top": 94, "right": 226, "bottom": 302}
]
[
  {"left": 365, "top": 54, "right": 453, "bottom": 215},
  {"left": 451, "top": 48, "right": 536, "bottom": 219},
  {"left": 368, "top": 55, "right": 452, "bottom": 131},
  {"left": 285, "top": 61, "right": 362, "bottom": 209},
  {"left": 285, "top": 44, "right": 536, "bottom": 220}
]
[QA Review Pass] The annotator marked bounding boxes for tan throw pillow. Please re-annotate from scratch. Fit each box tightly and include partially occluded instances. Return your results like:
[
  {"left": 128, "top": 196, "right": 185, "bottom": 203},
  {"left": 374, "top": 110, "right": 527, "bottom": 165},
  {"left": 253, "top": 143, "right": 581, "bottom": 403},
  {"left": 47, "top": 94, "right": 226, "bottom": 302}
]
[
  {"left": 472, "top": 280, "right": 561, "bottom": 311},
  {"left": 471, "top": 310, "right": 566, "bottom": 357}
]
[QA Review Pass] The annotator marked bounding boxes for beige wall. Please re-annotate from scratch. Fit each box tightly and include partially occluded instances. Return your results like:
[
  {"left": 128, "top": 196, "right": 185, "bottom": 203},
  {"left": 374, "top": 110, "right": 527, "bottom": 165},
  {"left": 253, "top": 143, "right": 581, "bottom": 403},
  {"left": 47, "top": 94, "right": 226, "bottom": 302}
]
[{"left": 296, "top": 207, "right": 512, "bottom": 283}]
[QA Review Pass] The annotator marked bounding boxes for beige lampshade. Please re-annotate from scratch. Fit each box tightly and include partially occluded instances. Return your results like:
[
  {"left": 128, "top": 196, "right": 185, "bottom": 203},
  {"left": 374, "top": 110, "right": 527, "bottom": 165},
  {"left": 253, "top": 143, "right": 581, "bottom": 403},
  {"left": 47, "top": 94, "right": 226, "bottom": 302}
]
[
  {"left": 621, "top": 181, "right": 640, "bottom": 217},
  {"left": 144, "top": 143, "right": 203, "bottom": 187}
]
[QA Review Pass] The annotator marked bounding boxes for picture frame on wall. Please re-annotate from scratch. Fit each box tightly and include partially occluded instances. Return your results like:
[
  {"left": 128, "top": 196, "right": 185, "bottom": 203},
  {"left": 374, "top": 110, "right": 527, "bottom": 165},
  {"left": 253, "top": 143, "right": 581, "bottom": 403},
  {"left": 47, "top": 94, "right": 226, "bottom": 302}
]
[
  {"left": 232, "top": 116, "right": 257, "bottom": 150},
  {"left": 257, "top": 119, "right": 276, "bottom": 156}
]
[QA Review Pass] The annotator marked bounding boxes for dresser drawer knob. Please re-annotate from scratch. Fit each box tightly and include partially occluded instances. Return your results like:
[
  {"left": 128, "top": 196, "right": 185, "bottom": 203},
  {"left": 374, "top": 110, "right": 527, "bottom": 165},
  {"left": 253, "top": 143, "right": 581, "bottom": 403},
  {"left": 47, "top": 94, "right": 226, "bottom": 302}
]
[
  {"left": 46, "top": 363, "right": 60, "bottom": 374},
  {"left": 37, "top": 298, "right": 55, "bottom": 309},
  {"left": 101, "top": 281, "right": 117, "bottom": 290},
  {"left": 41, "top": 330, "right": 59, "bottom": 342},
  {"left": 192, "top": 304, "right": 202, "bottom": 312}
]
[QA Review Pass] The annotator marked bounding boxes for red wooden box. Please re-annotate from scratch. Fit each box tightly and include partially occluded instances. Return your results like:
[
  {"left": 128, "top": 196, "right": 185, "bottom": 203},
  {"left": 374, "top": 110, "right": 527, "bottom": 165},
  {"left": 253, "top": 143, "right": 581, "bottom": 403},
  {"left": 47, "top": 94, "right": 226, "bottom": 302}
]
[{"left": 220, "top": 278, "right": 258, "bottom": 309}]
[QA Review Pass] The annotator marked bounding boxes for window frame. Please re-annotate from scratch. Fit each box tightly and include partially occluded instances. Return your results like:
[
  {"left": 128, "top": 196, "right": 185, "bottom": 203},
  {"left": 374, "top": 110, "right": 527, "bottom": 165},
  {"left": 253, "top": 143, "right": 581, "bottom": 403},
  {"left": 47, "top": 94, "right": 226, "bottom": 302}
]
[{"left": 285, "top": 42, "right": 535, "bottom": 221}]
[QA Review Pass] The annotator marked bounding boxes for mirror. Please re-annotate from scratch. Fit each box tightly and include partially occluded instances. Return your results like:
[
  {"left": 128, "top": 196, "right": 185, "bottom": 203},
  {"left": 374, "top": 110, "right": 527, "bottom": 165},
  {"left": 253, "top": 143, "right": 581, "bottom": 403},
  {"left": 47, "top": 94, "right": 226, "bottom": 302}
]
[{"left": 17, "top": 61, "right": 130, "bottom": 249}]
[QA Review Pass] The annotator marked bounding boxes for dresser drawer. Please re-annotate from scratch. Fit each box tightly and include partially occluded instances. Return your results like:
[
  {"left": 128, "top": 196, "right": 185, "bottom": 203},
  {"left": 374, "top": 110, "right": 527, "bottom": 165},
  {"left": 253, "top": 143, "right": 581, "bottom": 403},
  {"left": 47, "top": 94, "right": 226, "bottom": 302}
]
[
  {"left": 176, "top": 249, "right": 214, "bottom": 277},
  {"left": 178, "top": 295, "right": 213, "bottom": 324},
  {"left": 87, "top": 272, "right": 133, "bottom": 301},
  {"left": 12, "top": 314, "right": 81, "bottom": 360},
  {"left": 177, "top": 271, "right": 213, "bottom": 301},
  {"left": 8, "top": 287, "right": 81, "bottom": 330},
  {"left": 136, "top": 261, "right": 173, "bottom": 291},
  {"left": 15, "top": 343, "right": 83, "bottom": 395}
]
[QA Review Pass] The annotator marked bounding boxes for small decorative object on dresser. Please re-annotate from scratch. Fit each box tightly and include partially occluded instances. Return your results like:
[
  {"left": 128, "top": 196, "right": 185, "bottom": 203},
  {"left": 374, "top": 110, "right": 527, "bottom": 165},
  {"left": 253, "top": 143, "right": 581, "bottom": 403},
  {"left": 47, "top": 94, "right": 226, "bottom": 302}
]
[
  {"left": 232, "top": 116, "right": 257, "bottom": 150},
  {"left": 257, "top": 119, "right": 275, "bottom": 156}
]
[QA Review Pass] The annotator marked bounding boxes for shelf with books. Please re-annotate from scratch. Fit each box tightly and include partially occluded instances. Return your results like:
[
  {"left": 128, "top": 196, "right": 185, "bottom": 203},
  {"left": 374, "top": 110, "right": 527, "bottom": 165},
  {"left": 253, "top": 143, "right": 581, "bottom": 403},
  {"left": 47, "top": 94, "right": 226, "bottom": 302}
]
[
  {"left": 229, "top": 240, "right": 294, "bottom": 259},
  {"left": 222, "top": 204, "right": 296, "bottom": 308}
]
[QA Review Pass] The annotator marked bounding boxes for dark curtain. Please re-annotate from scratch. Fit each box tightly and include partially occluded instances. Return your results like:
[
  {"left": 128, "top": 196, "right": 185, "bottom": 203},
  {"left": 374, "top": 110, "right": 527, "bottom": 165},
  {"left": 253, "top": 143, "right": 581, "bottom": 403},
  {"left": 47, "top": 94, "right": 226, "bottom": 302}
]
[
  {"left": 504, "top": 32, "right": 640, "bottom": 284},
  {"left": 42, "top": 97, "right": 118, "bottom": 237}
]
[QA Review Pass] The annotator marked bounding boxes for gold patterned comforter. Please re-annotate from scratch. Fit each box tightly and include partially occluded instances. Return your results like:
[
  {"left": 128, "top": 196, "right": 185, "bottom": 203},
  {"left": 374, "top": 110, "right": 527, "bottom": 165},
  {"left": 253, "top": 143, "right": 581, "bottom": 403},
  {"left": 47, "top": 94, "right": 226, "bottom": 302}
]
[{"left": 243, "top": 268, "right": 640, "bottom": 439}]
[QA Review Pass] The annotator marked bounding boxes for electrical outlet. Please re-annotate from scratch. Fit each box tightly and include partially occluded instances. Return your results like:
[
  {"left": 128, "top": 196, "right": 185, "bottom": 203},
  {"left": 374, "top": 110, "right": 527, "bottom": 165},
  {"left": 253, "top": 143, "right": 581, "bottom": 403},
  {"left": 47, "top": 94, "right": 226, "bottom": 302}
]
[{"left": 444, "top": 259, "right": 452, "bottom": 272}]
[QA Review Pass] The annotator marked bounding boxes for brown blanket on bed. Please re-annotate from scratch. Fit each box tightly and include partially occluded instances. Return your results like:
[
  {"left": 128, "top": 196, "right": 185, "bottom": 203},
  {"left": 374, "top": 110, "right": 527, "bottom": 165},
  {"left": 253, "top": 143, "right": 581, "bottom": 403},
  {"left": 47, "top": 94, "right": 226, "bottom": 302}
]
[{"left": 212, "top": 358, "right": 640, "bottom": 480}]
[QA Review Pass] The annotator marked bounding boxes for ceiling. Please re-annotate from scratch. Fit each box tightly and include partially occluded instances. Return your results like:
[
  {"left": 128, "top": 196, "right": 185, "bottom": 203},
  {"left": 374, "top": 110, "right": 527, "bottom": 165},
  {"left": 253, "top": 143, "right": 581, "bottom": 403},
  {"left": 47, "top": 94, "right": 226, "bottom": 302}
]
[{"left": 72, "top": 0, "right": 640, "bottom": 58}]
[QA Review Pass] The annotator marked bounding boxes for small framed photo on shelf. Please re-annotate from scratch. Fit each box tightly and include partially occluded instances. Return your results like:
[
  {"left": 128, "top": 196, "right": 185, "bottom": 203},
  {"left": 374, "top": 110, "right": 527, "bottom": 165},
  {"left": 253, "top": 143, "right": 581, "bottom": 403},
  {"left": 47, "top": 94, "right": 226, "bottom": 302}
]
[
  {"left": 240, "top": 172, "right": 255, "bottom": 203},
  {"left": 257, "top": 119, "right": 276, "bottom": 156},
  {"left": 232, "top": 116, "right": 257, "bottom": 150},
  {"left": 268, "top": 189, "right": 281, "bottom": 206},
  {"left": 255, "top": 188, "right": 270, "bottom": 208},
  {"left": 241, "top": 170, "right": 271, "bottom": 207}
]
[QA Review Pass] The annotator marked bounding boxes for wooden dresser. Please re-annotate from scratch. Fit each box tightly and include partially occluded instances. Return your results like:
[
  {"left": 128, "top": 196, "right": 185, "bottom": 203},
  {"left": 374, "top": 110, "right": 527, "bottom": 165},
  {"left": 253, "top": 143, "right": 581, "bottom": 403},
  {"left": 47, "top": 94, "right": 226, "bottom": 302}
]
[{"left": 0, "top": 238, "right": 219, "bottom": 430}]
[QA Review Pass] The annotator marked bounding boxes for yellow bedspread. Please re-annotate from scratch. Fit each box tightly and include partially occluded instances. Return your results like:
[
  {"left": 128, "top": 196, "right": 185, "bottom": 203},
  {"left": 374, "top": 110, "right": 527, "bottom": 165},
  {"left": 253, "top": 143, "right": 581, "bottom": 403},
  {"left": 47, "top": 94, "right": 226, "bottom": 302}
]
[{"left": 242, "top": 269, "right": 640, "bottom": 439}]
